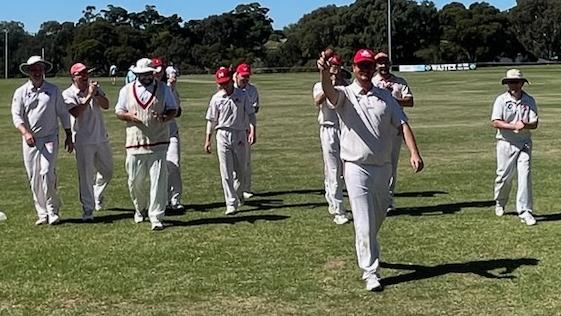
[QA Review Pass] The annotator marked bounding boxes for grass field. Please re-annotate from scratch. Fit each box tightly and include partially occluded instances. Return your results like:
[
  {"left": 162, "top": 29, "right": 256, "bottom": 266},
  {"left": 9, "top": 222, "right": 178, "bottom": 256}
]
[{"left": 1, "top": 66, "right": 561, "bottom": 315}]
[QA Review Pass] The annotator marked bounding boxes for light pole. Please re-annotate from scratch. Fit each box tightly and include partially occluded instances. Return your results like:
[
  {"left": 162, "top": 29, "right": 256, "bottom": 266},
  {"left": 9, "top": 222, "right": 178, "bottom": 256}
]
[
  {"left": 387, "top": 0, "right": 392, "bottom": 62},
  {"left": 4, "top": 29, "right": 7, "bottom": 79}
]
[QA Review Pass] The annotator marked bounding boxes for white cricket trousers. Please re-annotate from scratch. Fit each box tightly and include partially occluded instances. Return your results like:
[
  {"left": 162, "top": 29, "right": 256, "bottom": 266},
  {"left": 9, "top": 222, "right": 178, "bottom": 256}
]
[
  {"left": 217, "top": 129, "right": 248, "bottom": 209},
  {"left": 75, "top": 141, "right": 113, "bottom": 212},
  {"left": 126, "top": 151, "right": 168, "bottom": 222},
  {"left": 389, "top": 132, "right": 402, "bottom": 198},
  {"left": 234, "top": 130, "right": 252, "bottom": 194},
  {"left": 344, "top": 162, "right": 392, "bottom": 280},
  {"left": 494, "top": 139, "right": 533, "bottom": 213},
  {"left": 320, "top": 125, "right": 344, "bottom": 215},
  {"left": 166, "top": 136, "right": 182, "bottom": 206},
  {"left": 22, "top": 135, "right": 60, "bottom": 220}
]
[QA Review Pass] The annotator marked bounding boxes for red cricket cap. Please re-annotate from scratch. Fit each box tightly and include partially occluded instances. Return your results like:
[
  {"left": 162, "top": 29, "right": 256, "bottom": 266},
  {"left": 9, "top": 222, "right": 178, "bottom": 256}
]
[
  {"left": 151, "top": 57, "right": 163, "bottom": 72},
  {"left": 353, "top": 49, "right": 376, "bottom": 64},
  {"left": 236, "top": 63, "right": 251, "bottom": 77},
  {"left": 328, "top": 54, "right": 342, "bottom": 66},
  {"left": 215, "top": 66, "right": 232, "bottom": 84},
  {"left": 70, "top": 63, "right": 87, "bottom": 76}
]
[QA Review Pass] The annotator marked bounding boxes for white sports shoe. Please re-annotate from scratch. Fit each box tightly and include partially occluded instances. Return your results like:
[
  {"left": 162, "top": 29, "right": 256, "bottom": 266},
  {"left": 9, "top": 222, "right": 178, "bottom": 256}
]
[
  {"left": 151, "top": 220, "right": 164, "bottom": 231},
  {"left": 94, "top": 198, "right": 104, "bottom": 211},
  {"left": 35, "top": 218, "right": 48, "bottom": 226},
  {"left": 48, "top": 214, "right": 60, "bottom": 225},
  {"left": 225, "top": 206, "right": 237, "bottom": 215},
  {"left": 495, "top": 205, "right": 505, "bottom": 217},
  {"left": 134, "top": 211, "right": 146, "bottom": 223},
  {"left": 365, "top": 277, "right": 384, "bottom": 292},
  {"left": 333, "top": 214, "right": 350, "bottom": 225},
  {"left": 519, "top": 211, "right": 536, "bottom": 226},
  {"left": 243, "top": 192, "right": 254, "bottom": 199}
]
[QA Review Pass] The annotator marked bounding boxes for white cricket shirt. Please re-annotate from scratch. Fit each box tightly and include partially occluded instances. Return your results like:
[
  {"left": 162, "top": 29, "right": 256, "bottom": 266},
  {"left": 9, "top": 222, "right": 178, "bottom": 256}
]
[
  {"left": 206, "top": 87, "right": 256, "bottom": 131},
  {"left": 313, "top": 82, "right": 339, "bottom": 127},
  {"left": 491, "top": 91, "right": 538, "bottom": 145},
  {"left": 63, "top": 84, "right": 109, "bottom": 145}
]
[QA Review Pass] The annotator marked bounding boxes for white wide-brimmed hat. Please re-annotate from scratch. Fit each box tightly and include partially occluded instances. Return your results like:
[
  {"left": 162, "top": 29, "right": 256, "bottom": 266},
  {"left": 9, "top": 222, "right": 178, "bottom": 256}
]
[
  {"left": 501, "top": 69, "right": 529, "bottom": 84},
  {"left": 19, "top": 56, "right": 53, "bottom": 76},
  {"left": 131, "top": 58, "right": 157, "bottom": 74}
]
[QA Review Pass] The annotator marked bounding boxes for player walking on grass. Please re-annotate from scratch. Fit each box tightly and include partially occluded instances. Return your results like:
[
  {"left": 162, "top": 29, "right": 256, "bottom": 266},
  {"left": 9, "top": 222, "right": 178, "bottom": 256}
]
[
  {"left": 205, "top": 67, "right": 256, "bottom": 215},
  {"left": 491, "top": 69, "right": 538, "bottom": 226},
  {"left": 233, "top": 63, "right": 260, "bottom": 199},
  {"left": 372, "top": 52, "right": 414, "bottom": 212},
  {"left": 63, "top": 63, "right": 113, "bottom": 222},
  {"left": 312, "top": 53, "right": 350, "bottom": 225},
  {"left": 152, "top": 57, "right": 184, "bottom": 211},
  {"left": 317, "top": 48, "right": 424, "bottom": 292},
  {"left": 11, "top": 56, "right": 74, "bottom": 225},
  {"left": 115, "top": 58, "right": 178, "bottom": 231}
]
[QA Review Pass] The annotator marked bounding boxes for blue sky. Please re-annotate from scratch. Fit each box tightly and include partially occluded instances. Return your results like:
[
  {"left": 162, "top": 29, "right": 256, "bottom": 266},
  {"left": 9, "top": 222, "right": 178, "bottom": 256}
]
[{"left": 0, "top": 0, "right": 515, "bottom": 33}]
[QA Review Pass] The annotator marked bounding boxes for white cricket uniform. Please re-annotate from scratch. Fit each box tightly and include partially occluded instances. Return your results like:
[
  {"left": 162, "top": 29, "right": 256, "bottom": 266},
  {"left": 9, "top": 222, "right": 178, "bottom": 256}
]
[
  {"left": 110, "top": 65, "right": 117, "bottom": 77},
  {"left": 115, "top": 80, "right": 177, "bottom": 223},
  {"left": 372, "top": 73, "right": 413, "bottom": 203},
  {"left": 11, "top": 80, "right": 71, "bottom": 221},
  {"left": 313, "top": 82, "right": 345, "bottom": 216},
  {"left": 233, "top": 82, "right": 260, "bottom": 194},
  {"left": 329, "top": 81, "right": 406, "bottom": 283},
  {"left": 63, "top": 84, "right": 113, "bottom": 215},
  {"left": 165, "top": 66, "right": 178, "bottom": 79},
  {"left": 206, "top": 88, "right": 256, "bottom": 209},
  {"left": 166, "top": 84, "right": 182, "bottom": 207},
  {"left": 491, "top": 91, "right": 538, "bottom": 213}
]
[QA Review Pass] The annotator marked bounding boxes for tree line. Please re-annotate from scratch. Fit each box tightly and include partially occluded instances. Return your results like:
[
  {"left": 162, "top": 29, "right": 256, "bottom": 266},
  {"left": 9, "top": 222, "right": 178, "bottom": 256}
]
[{"left": 0, "top": 0, "right": 559, "bottom": 77}]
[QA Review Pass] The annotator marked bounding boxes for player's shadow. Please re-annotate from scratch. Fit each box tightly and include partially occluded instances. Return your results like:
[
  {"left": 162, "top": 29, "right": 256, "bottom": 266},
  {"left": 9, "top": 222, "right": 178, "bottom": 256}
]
[
  {"left": 394, "top": 190, "right": 448, "bottom": 198},
  {"left": 381, "top": 258, "right": 539, "bottom": 287},
  {"left": 164, "top": 214, "right": 290, "bottom": 228},
  {"left": 252, "top": 189, "right": 325, "bottom": 198},
  {"left": 389, "top": 200, "right": 495, "bottom": 217},
  {"left": 183, "top": 198, "right": 328, "bottom": 213},
  {"left": 59, "top": 212, "right": 134, "bottom": 224},
  {"left": 534, "top": 213, "right": 561, "bottom": 223}
]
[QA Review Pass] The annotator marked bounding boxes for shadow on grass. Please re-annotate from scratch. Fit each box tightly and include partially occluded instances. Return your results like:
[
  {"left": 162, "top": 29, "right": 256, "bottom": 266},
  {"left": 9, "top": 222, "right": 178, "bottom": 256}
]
[
  {"left": 389, "top": 200, "right": 495, "bottom": 217},
  {"left": 534, "top": 213, "right": 561, "bottom": 222},
  {"left": 394, "top": 191, "right": 448, "bottom": 198},
  {"left": 252, "top": 189, "right": 325, "bottom": 198},
  {"left": 59, "top": 212, "right": 133, "bottom": 224},
  {"left": 164, "top": 214, "right": 290, "bottom": 228},
  {"left": 380, "top": 258, "right": 539, "bottom": 287}
]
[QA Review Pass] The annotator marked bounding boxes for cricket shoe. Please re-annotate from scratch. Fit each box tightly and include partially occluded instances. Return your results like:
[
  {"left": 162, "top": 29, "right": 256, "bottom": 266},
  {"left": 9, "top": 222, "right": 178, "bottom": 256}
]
[
  {"left": 151, "top": 220, "right": 164, "bottom": 231},
  {"left": 519, "top": 211, "right": 536, "bottom": 226},
  {"left": 48, "top": 214, "right": 60, "bottom": 225},
  {"left": 495, "top": 205, "right": 505, "bottom": 217},
  {"left": 365, "top": 277, "right": 384, "bottom": 292},
  {"left": 225, "top": 206, "right": 237, "bottom": 215},
  {"left": 333, "top": 214, "right": 350, "bottom": 225},
  {"left": 242, "top": 192, "right": 254, "bottom": 199},
  {"left": 35, "top": 217, "right": 48, "bottom": 226},
  {"left": 134, "top": 211, "right": 147, "bottom": 223}
]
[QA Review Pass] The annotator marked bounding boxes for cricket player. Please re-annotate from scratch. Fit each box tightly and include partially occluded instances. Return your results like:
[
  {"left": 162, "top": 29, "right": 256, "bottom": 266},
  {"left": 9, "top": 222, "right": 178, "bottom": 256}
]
[
  {"left": 205, "top": 66, "right": 256, "bottom": 215},
  {"left": 63, "top": 62, "right": 113, "bottom": 221},
  {"left": 491, "top": 69, "right": 538, "bottom": 226},
  {"left": 372, "top": 52, "right": 414, "bottom": 212},
  {"left": 233, "top": 63, "right": 260, "bottom": 199},
  {"left": 317, "top": 48, "right": 424, "bottom": 292},
  {"left": 115, "top": 58, "right": 178, "bottom": 230},
  {"left": 11, "top": 56, "right": 74, "bottom": 225},
  {"left": 109, "top": 64, "right": 118, "bottom": 85},
  {"left": 312, "top": 54, "right": 350, "bottom": 225},
  {"left": 152, "top": 57, "right": 184, "bottom": 210}
]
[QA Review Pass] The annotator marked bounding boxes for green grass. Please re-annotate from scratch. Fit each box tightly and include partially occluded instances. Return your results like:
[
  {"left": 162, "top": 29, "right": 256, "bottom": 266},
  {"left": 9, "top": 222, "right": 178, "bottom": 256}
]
[{"left": 1, "top": 66, "right": 561, "bottom": 315}]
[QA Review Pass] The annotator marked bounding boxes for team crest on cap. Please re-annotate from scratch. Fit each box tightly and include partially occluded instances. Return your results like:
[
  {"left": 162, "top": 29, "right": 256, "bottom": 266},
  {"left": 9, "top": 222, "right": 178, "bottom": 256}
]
[{"left": 360, "top": 50, "right": 372, "bottom": 57}]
